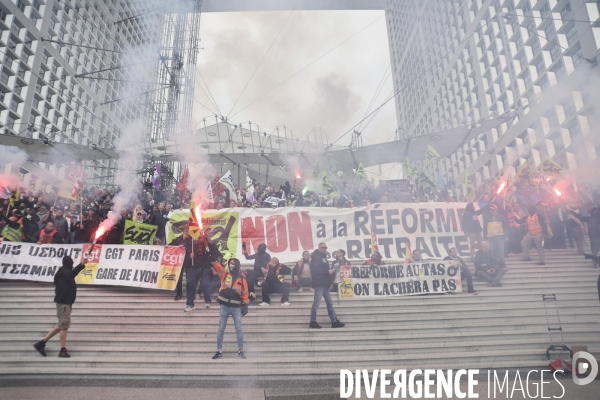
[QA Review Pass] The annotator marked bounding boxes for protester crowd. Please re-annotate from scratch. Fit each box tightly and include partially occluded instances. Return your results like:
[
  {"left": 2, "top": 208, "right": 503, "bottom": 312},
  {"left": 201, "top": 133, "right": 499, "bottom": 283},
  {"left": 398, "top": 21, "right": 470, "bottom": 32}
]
[{"left": 3, "top": 170, "right": 599, "bottom": 360}]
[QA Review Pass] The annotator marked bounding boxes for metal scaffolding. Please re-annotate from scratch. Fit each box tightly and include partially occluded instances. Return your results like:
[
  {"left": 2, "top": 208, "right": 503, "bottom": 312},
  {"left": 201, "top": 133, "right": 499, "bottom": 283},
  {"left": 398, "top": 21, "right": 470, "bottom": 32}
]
[{"left": 145, "top": 0, "right": 202, "bottom": 188}]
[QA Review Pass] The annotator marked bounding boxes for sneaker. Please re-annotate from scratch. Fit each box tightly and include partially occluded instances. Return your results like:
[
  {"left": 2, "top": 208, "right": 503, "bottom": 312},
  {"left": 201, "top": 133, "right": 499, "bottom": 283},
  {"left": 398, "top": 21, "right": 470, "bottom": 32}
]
[
  {"left": 332, "top": 320, "right": 346, "bottom": 328},
  {"left": 309, "top": 321, "right": 322, "bottom": 329},
  {"left": 33, "top": 341, "right": 46, "bottom": 357},
  {"left": 205, "top": 302, "right": 211, "bottom": 308},
  {"left": 258, "top": 302, "right": 270, "bottom": 306},
  {"left": 538, "top": 261, "right": 545, "bottom": 265},
  {"left": 238, "top": 350, "right": 247, "bottom": 359},
  {"left": 520, "top": 257, "right": 532, "bottom": 261},
  {"left": 212, "top": 351, "right": 222, "bottom": 359},
  {"left": 257, "top": 281, "right": 262, "bottom": 287},
  {"left": 58, "top": 348, "right": 70, "bottom": 358},
  {"left": 184, "top": 306, "right": 195, "bottom": 312},
  {"left": 174, "top": 295, "right": 181, "bottom": 301},
  {"left": 468, "top": 290, "right": 479, "bottom": 295},
  {"left": 281, "top": 302, "right": 291, "bottom": 306},
  {"left": 297, "top": 287, "right": 303, "bottom": 293}
]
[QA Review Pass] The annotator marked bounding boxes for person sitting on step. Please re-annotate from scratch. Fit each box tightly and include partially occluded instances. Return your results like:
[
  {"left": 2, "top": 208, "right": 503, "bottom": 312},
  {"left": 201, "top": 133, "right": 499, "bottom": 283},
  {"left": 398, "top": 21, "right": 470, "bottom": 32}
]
[
  {"left": 259, "top": 257, "right": 292, "bottom": 306},
  {"left": 443, "top": 247, "right": 477, "bottom": 294},
  {"left": 292, "top": 251, "right": 312, "bottom": 293},
  {"left": 474, "top": 241, "right": 505, "bottom": 287}
]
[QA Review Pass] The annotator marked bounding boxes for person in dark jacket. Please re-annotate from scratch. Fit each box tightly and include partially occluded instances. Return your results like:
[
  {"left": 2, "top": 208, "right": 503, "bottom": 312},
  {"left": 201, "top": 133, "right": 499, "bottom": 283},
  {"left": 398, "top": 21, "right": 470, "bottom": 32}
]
[
  {"left": 309, "top": 243, "right": 345, "bottom": 329},
  {"left": 33, "top": 255, "right": 86, "bottom": 358},
  {"left": 259, "top": 257, "right": 291, "bottom": 306},
  {"left": 570, "top": 204, "right": 600, "bottom": 268},
  {"left": 292, "top": 251, "right": 312, "bottom": 293},
  {"left": 51, "top": 209, "right": 69, "bottom": 244},
  {"left": 444, "top": 247, "right": 477, "bottom": 294},
  {"left": 242, "top": 242, "right": 271, "bottom": 287},
  {"left": 482, "top": 204, "right": 508, "bottom": 268},
  {"left": 171, "top": 229, "right": 193, "bottom": 301},
  {"left": 462, "top": 203, "right": 486, "bottom": 259},
  {"left": 22, "top": 208, "right": 40, "bottom": 242},
  {"left": 474, "top": 241, "right": 505, "bottom": 287},
  {"left": 184, "top": 234, "right": 222, "bottom": 311},
  {"left": 151, "top": 202, "right": 167, "bottom": 244}
]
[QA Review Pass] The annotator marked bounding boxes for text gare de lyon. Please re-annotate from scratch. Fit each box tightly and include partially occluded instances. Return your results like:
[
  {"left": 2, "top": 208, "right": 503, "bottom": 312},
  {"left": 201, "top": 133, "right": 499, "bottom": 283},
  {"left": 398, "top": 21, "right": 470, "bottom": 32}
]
[{"left": 240, "top": 207, "right": 468, "bottom": 258}]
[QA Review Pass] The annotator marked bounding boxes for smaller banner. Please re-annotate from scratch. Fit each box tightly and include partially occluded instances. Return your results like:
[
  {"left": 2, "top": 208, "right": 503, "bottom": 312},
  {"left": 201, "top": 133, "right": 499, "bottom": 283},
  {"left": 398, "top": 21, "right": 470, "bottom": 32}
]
[
  {"left": 123, "top": 220, "right": 158, "bottom": 245},
  {"left": 338, "top": 260, "right": 462, "bottom": 298},
  {"left": 0, "top": 242, "right": 185, "bottom": 291}
]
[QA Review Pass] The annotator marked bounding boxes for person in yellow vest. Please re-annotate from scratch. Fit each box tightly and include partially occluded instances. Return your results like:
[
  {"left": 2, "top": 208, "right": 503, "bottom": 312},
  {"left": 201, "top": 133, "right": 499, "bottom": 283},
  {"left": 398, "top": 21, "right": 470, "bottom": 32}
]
[
  {"left": 0, "top": 210, "right": 23, "bottom": 242},
  {"left": 482, "top": 204, "right": 508, "bottom": 269},
  {"left": 518, "top": 205, "right": 547, "bottom": 265},
  {"left": 258, "top": 257, "right": 292, "bottom": 306}
]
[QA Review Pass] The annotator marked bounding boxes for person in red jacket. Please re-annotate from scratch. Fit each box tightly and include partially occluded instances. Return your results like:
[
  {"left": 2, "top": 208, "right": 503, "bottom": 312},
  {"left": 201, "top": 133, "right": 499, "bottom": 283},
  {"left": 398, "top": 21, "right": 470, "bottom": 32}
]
[
  {"left": 212, "top": 258, "right": 254, "bottom": 360},
  {"left": 292, "top": 251, "right": 312, "bottom": 293}
]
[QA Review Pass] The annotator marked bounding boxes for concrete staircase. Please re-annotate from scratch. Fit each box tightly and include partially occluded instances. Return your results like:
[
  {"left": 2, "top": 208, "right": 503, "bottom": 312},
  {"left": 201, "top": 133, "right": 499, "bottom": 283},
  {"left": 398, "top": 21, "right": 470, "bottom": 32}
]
[{"left": 0, "top": 249, "right": 598, "bottom": 380}]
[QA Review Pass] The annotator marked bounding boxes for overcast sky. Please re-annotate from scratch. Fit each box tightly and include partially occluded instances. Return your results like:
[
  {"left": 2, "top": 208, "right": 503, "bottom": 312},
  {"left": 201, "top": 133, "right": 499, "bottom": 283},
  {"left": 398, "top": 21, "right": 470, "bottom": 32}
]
[{"left": 193, "top": 10, "right": 397, "bottom": 150}]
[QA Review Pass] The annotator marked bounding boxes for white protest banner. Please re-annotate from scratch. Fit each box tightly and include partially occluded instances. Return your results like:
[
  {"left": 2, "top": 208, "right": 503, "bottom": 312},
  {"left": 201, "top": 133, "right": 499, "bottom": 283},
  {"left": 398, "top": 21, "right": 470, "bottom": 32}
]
[
  {"left": 165, "top": 202, "right": 469, "bottom": 264},
  {"left": 0, "top": 242, "right": 185, "bottom": 291},
  {"left": 236, "top": 202, "right": 469, "bottom": 263},
  {"left": 338, "top": 261, "right": 462, "bottom": 298}
]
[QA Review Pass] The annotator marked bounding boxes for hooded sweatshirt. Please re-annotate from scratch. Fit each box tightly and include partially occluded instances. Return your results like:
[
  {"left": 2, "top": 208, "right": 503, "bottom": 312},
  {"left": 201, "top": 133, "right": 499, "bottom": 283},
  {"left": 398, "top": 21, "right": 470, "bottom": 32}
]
[{"left": 54, "top": 256, "right": 86, "bottom": 305}]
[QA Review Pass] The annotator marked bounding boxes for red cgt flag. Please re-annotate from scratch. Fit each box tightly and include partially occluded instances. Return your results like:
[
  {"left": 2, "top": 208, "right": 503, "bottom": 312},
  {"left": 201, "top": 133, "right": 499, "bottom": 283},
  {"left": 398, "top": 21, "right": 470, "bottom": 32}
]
[{"left": 177, "top": 168, "right": 189, "bottom": 202}]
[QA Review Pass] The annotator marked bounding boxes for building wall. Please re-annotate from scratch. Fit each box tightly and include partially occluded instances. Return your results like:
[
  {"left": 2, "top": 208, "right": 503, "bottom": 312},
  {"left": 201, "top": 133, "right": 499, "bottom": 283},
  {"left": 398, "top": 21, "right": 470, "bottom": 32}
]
[
  {"left": 0, "top": 0, "right": 157, "bottom": 191},
  {"left": 386, "top": 0, "right": 600, "bottom": 193}
]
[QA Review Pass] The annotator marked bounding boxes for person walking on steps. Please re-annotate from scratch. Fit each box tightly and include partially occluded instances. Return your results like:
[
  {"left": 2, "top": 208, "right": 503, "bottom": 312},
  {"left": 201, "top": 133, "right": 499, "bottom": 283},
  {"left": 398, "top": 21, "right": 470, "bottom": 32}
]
[
  {"left": 33, "top": 256, "right": 87, "bottom": 358},
  {"left": 309, "top": 242, "right": 345, "bottom": 329},
  {"left": 212, "top": 258, "right": 254, "bottom": 360}
]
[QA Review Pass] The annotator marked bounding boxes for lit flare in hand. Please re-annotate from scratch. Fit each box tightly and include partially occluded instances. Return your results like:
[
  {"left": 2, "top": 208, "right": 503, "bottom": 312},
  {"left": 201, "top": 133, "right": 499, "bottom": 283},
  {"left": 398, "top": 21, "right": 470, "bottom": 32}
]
[
  {"left": 496, "top": 181, "right": 507, "bottom": 194},
  {"left": 554, "top": 188, "right": 562, "bottom": 197}
]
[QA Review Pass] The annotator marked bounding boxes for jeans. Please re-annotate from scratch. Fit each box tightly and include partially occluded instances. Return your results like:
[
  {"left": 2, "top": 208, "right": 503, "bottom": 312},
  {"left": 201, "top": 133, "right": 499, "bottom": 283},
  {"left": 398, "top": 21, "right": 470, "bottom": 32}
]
[
  {"left": 468, "top": 232, "right": 483, "bottom": 258},
  {"left": 262, "top": 281, "right": 290, "bottom": 303},
  {"left": 488, "top": 235, "right": 506, "bottom": 267},
  {"left": 310, "top": 286, "right": 337, "bottom": 323},
  {"left": 199, "top": 267, "right": 216, "bottom": 304},
  {"left": 521, "top": 233, "right": 545, "bottom": 262},
  {"left": 176, "top": 268, "right": 185, "bottom": 297},
  {"left": 217, "top": 305, "right": 243, "bottom": 351},
  {"left": 186, "top": 267, "right": 201, "bottom": 307},
  {"left": 476, "top": 268, "right": 505, "bottom": 285},
  {"left": 461, "top": 266, "right": 475, "bottom": 292}
]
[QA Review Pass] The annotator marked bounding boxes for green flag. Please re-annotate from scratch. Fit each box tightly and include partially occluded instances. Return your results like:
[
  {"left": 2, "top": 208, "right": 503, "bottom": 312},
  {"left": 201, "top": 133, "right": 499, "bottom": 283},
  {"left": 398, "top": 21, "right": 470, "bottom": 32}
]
[
  {"left": 312, "top": 160, "right": 321, "bottom": 178},
  {"left": 355, "top": 162, "right": 367, "bottom": 179},
  {"left": 426, "top": 145, "right": 440, "bottom": 164},
  {"left": 123, "top": 220, "right": 158, "bottom": 245},
  {"left": 403, "top": 158, "right": 415, "bottom": 178},
  {"left": 417, "top": 168, "right": 436, "bottom": 189},
  {"left": 539, "top": 155, "right": 563, "bottom": 178},
  {"left": 464, "top": 172, "right": 474, "bottom": 201},
  {"left": 514, "top": 160, "right": 533, "bottom": 183},
  {"left": 322, "top": 171, "right": 337, "bottom": 199}
]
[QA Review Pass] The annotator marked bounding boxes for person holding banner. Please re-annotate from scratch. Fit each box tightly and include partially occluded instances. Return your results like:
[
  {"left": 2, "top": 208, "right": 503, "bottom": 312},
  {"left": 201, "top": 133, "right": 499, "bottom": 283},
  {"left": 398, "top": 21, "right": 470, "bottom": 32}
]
[
  {"left": 443, "top": 248, "right": 477, "bottom": 295},
  {"left": 33, "top": 256, "right": 86, "bottom": 358},
  {"left": 309, "top": 243, "right": 345, "bottom": 329}
]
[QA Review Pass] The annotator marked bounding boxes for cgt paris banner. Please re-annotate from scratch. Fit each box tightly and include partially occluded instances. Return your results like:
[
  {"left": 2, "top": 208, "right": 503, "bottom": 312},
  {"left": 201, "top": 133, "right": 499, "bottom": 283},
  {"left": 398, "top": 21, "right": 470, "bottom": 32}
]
[
  {"left": 338, "top": 261, "right": 463, "bottom": 298},
  {"left": 0, "top": 242, "right": 185, "bottom": 291},
  {"left": 166, "top": 202, "right": 470, "bottom": 263}
]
